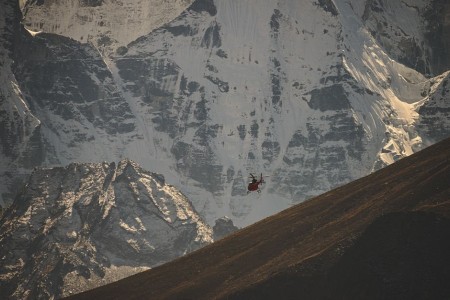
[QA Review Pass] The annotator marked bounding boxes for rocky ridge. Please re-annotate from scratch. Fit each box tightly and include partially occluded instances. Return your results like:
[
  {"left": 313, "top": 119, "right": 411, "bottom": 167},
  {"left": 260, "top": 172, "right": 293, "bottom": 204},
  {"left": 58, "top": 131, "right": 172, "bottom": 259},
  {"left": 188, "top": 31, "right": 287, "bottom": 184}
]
[{"left": 0, "top": 159, "right": 212, "bottom": 299}]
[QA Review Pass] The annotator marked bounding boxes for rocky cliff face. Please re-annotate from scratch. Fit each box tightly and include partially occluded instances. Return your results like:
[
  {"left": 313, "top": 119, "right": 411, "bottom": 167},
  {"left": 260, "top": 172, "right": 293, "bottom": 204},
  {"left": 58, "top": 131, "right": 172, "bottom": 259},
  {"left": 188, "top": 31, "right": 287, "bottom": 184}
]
[
  {"left": 1, "top": 0, "right": 449, "bottom": 226},
  {"left": 19, "top": 0, "right": 195, "bottom": 55},
  {"left": 213, "top": 216, "right": 239, "bottom": 240},
  {"left": 361, "top": 0, "right": 450, "bottom": 76},
  {"left": 0, "top": 0, "right": 42, "bottom": 209},
  {"left": 416, "top": 72, "right": 450, "bottom": 143},
  {"left": 0, "top": 159, "right": 212, "bottom": 299},
  {"left": 358, "top": 0, "right": 450, "bottom": 140}
]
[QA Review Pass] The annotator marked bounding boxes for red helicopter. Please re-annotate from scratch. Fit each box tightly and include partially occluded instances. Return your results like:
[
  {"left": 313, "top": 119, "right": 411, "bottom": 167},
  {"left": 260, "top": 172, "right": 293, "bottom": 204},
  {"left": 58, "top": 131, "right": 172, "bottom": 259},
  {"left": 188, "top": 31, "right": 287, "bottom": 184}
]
[{"left": 247, "top": 173, "right": 265, "bottom": 193}]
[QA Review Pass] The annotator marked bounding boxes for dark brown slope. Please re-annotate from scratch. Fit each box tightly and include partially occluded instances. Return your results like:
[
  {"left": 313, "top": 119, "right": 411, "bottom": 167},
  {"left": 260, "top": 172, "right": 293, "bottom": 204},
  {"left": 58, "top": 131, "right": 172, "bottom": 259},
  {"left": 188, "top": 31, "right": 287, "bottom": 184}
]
[{"left": 68, "top": 138, "right": 450, "bottom": 300}]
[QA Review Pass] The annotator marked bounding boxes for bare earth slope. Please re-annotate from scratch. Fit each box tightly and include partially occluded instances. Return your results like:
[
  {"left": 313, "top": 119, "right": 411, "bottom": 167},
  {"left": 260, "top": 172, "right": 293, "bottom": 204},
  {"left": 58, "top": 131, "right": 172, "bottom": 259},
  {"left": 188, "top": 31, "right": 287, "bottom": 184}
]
[{"left": 68, "top": 137, "right": 450, "bottom": 300}]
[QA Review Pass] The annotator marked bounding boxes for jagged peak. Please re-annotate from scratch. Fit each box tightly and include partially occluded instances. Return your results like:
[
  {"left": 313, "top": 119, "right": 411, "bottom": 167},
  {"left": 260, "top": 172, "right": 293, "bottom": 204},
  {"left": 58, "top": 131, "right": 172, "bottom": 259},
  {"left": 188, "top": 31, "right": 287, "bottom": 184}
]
[
  {"left": 0, "top": 158, "right": 212, "bottom": 299},
  {"left": 116, "top": 159, "right": 166, "bottom": 185}
]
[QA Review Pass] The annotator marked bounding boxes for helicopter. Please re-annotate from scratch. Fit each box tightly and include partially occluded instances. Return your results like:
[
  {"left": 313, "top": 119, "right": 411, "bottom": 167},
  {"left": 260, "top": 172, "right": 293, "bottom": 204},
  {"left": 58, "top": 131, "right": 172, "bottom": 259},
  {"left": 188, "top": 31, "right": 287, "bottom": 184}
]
[{"left": 247, "top": 173, "right": 265, "bottom": 193}]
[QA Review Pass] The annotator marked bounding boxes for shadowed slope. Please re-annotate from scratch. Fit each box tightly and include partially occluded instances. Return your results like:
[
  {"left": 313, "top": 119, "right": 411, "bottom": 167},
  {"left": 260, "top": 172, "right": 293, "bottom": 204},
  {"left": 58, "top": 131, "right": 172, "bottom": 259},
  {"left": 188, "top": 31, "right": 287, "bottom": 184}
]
[
  {"left": 233, "top": 211, "right": 450, "bottom": 299},
  {"left": 68, "top": 137, "right": 450, "bottom": 300}
]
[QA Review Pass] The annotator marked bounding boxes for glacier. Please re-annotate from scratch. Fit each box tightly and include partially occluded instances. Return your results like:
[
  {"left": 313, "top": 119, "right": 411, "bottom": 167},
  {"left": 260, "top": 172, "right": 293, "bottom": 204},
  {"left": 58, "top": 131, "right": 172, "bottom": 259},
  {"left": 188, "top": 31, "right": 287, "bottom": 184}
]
[{"left": 0, "top": 0, "right": 449, "bottom": 228}]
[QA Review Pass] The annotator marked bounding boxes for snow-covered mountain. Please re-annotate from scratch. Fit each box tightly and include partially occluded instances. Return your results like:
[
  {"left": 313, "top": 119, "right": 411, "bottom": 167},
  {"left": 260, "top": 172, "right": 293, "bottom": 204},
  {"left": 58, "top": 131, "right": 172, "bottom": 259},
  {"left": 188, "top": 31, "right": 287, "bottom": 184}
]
[
  {"left": 0, "top": 159, "right": 212, "bottom": 299},
  {"left": 1, "top": 0, "right": 449, "bottom": 226}
]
